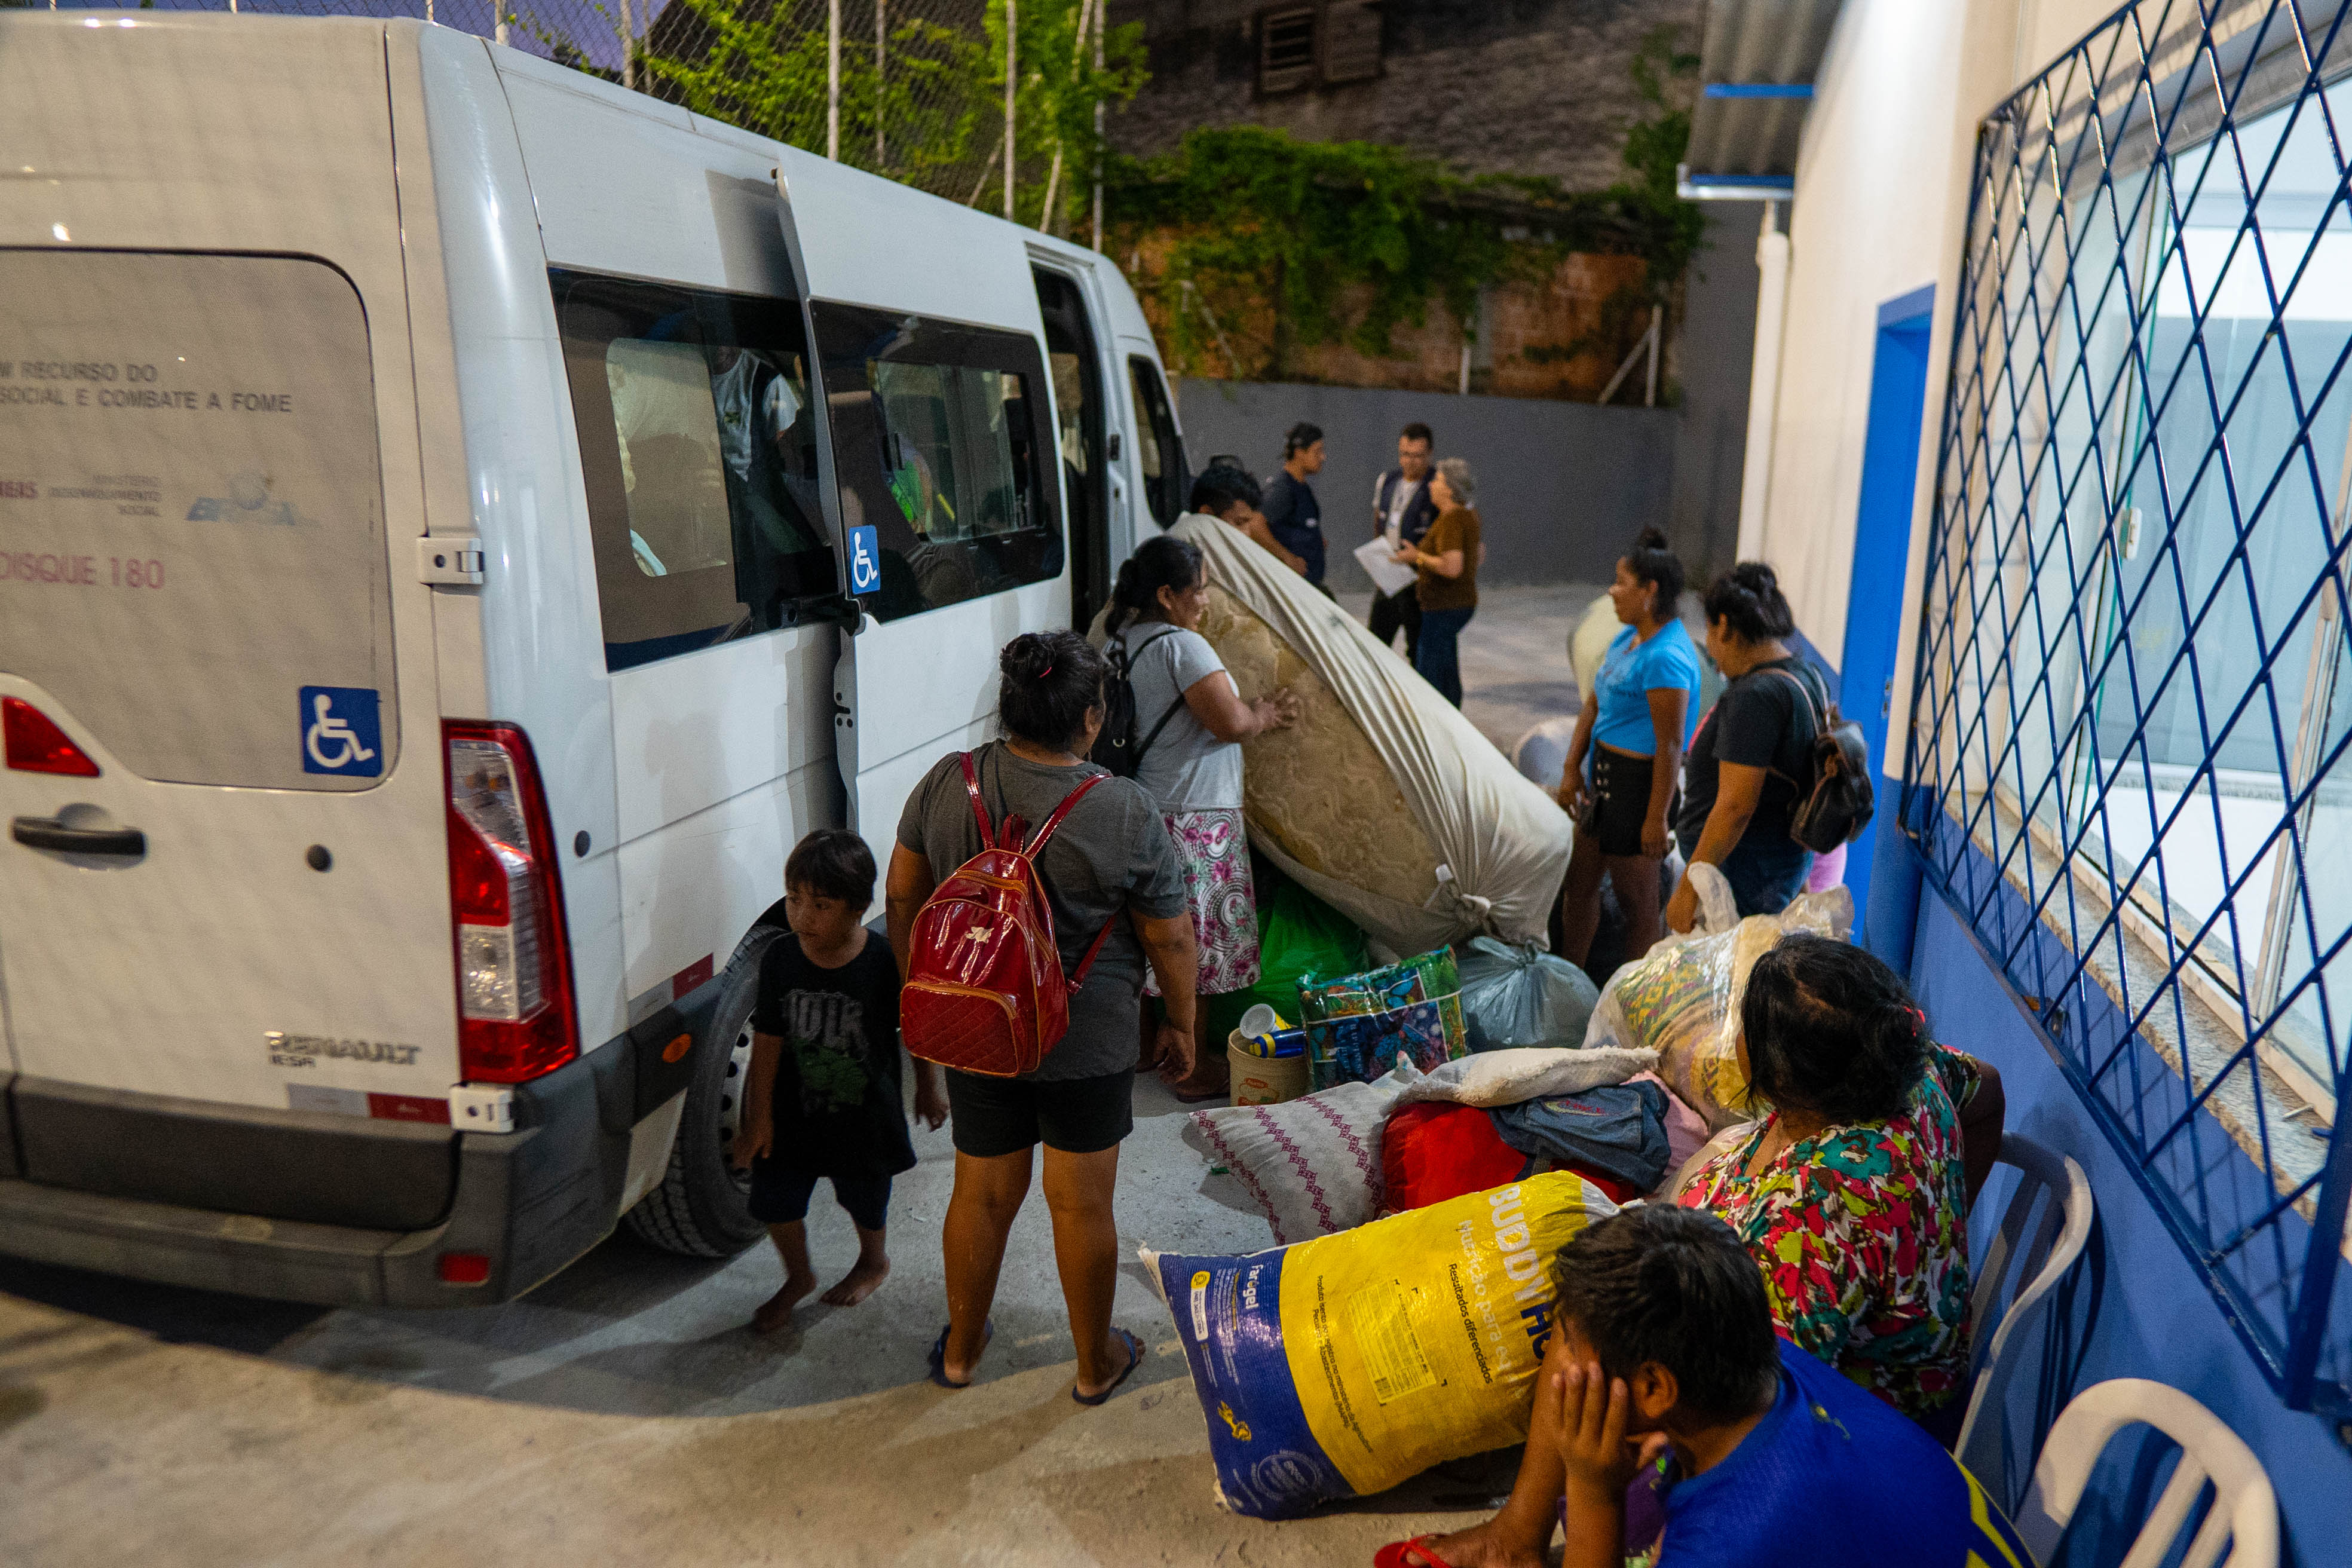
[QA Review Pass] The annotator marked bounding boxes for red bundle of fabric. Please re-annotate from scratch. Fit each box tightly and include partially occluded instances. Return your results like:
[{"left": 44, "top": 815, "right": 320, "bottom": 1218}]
[{"left": 1382, "top": 1101, "right": 1647, "bottom": 1213}]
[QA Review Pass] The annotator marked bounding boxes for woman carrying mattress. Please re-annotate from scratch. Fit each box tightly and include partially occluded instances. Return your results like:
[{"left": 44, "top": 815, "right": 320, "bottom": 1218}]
[{"left": 1106, "top": 528, "right": 1301, "bottom": 1100}]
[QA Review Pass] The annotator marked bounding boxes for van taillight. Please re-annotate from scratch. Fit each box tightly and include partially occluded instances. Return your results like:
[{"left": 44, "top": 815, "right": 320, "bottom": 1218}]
[
  {"left": 444, "top": 721, "right": 577, "bottom": 1083},
  {"left": 4, "top": 698, "right": 99, "bottom": 777}
]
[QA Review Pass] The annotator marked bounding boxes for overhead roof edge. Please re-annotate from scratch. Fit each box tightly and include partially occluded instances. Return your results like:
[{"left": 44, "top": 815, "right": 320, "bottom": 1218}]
[{"left": 1680, "top": 0, "right": 1845, "bottom": 198}]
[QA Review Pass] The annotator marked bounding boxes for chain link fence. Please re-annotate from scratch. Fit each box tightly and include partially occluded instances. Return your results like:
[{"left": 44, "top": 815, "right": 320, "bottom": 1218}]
[{"left": 20, "top": 0, "right": 1110, "bottom": 223}]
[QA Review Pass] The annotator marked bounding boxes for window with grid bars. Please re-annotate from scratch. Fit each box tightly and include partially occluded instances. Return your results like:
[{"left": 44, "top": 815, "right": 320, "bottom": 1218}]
[{"left": 1909, "top": 0, "right": 2352, "bottom": 1417}]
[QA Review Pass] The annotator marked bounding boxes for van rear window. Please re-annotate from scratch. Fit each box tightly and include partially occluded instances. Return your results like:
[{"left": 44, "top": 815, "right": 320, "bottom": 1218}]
[
  {"left": 551, "top": 270, "right": 834, "bottom": 671},
  {"left": 0, "top": 250, "right": 397, "bottom": 790}
]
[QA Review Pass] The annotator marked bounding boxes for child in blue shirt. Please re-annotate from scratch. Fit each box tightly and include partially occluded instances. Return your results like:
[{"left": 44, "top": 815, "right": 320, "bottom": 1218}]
[{"left": 1377, "top": 1204, "right": 2033, "bottom": 1568}]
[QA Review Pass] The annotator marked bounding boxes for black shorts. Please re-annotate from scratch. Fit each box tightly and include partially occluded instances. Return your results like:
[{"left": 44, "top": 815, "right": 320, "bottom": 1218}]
[
  {"left": 747, "top": 1163, "right": 893, "bottom": 1231},
  {"left": 946, "top": 1068, "right": 1135, "bottom": 1157},
  {"left": 1589, "top": 746, "right": 1660, "bottom": 858}
]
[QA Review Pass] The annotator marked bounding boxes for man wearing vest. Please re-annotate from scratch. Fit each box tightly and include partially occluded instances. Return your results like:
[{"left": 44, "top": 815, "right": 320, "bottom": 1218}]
[{"left": 1368, "top": 422, "right": 1440, "bottom": 662}]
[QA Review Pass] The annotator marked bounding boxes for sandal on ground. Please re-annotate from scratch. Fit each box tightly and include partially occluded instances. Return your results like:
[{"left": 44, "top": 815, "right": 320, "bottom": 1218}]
[
  {"left": 1070, "top": 1326, "right": 1144, "bottom": 1406},
  {"left": 925, "top": 1318, "right": 991, "bottom": 1389},
  {"left": 1373, "top": 1537, "right": 1457, "bottom": 1568}
]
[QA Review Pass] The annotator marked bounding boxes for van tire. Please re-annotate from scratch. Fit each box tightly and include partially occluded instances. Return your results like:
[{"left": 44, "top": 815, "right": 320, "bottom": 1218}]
[{"left": 623, "top": 925, "right": 784, "bottom": 1258}]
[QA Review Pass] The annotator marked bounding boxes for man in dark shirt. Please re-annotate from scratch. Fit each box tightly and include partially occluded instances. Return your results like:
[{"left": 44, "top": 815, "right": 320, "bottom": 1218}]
[
  {"left": 1260, "top": 421, "right": 1328, "bottom": 590},
  {"left": 1368, "top": 422, "right": 1440, "bottom": 660}
]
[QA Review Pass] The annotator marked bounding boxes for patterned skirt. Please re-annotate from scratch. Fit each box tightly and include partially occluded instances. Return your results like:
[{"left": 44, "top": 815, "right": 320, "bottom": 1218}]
[{"left": 1145, "top": 807, "right": 1263, "bottom": 999}]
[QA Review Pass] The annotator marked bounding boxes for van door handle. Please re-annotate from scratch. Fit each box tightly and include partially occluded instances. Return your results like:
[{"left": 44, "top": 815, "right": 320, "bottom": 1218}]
[{"left": 11, "top": 816, "right": 145, "bottom": 857}]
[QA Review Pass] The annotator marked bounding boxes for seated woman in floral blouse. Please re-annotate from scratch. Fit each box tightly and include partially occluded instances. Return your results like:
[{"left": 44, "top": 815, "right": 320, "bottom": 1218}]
[{"left": 1378, "top": 935, "right": 2005, "bottom": 1568}]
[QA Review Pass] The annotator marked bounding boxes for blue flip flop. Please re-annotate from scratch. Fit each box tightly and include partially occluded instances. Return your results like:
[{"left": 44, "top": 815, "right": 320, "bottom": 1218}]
[
  {"left": 926, "top": 1319, "right": 991, "bottom": 1389},
  {"left": 1071, "top": 1327, "right": 1144, "bottom": 1406}
]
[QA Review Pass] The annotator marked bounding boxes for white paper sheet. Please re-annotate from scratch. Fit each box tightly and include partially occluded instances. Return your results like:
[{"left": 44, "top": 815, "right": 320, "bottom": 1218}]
[{"left": 1352, "top": 537, "right": 1419, "bottom": 596}]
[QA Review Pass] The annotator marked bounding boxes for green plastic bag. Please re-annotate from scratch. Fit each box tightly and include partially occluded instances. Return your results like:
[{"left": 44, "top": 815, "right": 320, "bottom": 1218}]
[{"left": 1199, "top": 878, "right": 1369, "bottom": 1046}]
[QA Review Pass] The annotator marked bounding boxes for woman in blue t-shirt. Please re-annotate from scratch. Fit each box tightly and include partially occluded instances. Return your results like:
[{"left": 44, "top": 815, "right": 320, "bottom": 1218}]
[{"left": 1557, "top": 528, "right": 1701, "bottom": 967}]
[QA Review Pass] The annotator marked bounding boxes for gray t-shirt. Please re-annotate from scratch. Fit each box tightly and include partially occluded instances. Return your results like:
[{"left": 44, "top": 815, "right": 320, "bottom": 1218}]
[
  {"left": 1114, "top": 623, "right": 1244, "bottom": 813},
  {"left": 896, "top": 741, "right": 1188, "bottom": 1080}
]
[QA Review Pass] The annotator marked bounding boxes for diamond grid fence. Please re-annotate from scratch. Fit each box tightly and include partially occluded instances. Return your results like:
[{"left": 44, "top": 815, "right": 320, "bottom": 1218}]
[
  {"left": 26, "top": 0, "right": 1010, "bottom": 207},
  {"left": 1907, "top": 0, "right": 2352, "bottom": 1416}
]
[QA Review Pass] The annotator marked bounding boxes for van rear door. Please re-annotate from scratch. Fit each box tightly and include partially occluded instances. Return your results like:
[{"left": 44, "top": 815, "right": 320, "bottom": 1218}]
[{"left": 0, "top": 249, "right": 457, "bottom": 1227}]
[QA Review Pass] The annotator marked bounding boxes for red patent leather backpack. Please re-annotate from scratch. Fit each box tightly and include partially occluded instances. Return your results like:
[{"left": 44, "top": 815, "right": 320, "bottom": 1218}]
[{"left": 901, "top": 754, "right": 1118, "bottom": 1077}]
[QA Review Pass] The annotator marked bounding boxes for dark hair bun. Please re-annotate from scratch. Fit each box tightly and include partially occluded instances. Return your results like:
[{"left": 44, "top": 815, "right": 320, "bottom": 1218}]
[
  {"left": 1000, "top": 632, "right": 1056, "bottom": 682},
  {"left": 1702, "top": 559, "right": 1797, "bottom": 644},
  {"left": 1110, "top": 535, "right": 1205, "bottom": 632},
  {"left": 997, "top": 630, "right": 1107, "bottom": 753},
  {"left": 1623, "top": 527, "right": 1686, "bottom": 611}
]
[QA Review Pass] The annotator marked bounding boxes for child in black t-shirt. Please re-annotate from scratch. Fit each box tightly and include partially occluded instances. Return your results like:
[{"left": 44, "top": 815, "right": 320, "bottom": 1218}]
[{"left": 734, "top": 829, "right": 947, "bottom": 1333}]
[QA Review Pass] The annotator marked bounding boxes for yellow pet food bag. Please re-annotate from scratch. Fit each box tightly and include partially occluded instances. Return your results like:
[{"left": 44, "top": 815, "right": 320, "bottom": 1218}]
[{"left": 1146, "top": 1171, "right": 1616, "bottom": 1518}]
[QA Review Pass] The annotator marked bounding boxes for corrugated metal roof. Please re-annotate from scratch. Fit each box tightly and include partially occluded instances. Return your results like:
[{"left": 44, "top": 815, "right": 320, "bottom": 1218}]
[{"left": 1679, "top": 0, "right": 1844, "bottom": 198}]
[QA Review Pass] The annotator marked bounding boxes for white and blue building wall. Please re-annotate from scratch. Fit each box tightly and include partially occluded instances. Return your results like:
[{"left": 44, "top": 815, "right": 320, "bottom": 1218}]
[{"left": 1745, "top": 0, "right": 2352, "bottom": 1557}]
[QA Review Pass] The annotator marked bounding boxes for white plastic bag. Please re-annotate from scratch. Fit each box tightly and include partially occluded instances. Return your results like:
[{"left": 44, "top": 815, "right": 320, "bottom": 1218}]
[{"left": 1583, "top": 867, "right": 1854, "bottom": 1129}]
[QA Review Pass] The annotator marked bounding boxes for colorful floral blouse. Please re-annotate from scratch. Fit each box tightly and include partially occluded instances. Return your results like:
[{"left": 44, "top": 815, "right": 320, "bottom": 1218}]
[{"left": 1677, "top": 1044, "right": 1977, "bottom": 1416}]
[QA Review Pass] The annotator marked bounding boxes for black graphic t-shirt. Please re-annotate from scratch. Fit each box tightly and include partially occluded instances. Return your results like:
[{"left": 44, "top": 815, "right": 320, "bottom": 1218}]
[{"left": 748, "top": 933, "right": 916, "bottom": 1178}]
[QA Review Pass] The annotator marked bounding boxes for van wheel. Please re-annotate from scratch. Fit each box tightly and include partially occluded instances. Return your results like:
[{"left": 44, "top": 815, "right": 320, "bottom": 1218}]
[{"left": 623, "top": 926, "right": 783, "bottom": 1258}]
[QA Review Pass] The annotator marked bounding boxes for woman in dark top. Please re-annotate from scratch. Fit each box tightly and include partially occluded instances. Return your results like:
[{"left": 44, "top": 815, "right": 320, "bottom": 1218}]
[
  {"left": 884, "top": 631, "right": 1198, "bottom": 1405},
  {"left": 1668, "top": 562, "right": 1833, "bottom": 929}
]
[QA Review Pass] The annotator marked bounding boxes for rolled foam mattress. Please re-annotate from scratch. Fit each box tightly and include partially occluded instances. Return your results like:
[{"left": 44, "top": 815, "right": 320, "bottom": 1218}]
[{"left": 1171, "top": 513, "right": 1573, "bottom": 954}]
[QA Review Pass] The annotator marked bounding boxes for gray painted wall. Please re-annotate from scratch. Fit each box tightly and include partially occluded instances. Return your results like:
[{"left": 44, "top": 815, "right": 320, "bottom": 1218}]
[
  {"left": 1168, "top": 203, "right": 1763, "bottom": 595},
  {"left": 1174, "top": 378, "right": 1678, "bottom": 592}
]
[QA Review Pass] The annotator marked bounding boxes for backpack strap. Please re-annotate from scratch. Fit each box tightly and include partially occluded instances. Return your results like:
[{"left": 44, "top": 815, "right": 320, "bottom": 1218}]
[
  {"left": 1132, "top": 696, "right": 1189, "bottom": 769},
  {"left": 1022, "top": 771, "right": 1110, "bottom": 857},
  {"left": 1753, "top": 666, "right": 1826, "bottom": 791},
  {"left": 1020, "top": 771, "right": 1122, "bottom": 993},
  {"left": 957, "top": 751, "right": 1000, "bottom": 847},
  {"left": 1065, "top": 910, "right": 1120, "bottom": 993},
  {"left": 1759, "top": 665, "right": 1826, "bottom": 737}
]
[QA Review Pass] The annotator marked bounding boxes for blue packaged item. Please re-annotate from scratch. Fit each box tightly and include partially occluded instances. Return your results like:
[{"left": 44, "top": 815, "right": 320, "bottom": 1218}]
[{"left": 1304, "top": 996, "right": 1453, "bottom": 1087}]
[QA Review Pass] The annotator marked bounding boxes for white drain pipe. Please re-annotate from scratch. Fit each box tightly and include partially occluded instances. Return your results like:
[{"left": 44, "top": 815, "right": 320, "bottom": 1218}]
[{"left": 1737, "top": 201, "right": 1790, "bottom": 563}]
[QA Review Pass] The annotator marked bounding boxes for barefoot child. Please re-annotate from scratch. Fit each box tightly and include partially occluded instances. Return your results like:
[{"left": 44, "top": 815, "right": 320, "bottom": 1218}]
[
  {"left": 734, "top": 829, "right": 947, "bottom": 1333},
  {"left": 1376, "top": 1205, "right": 2032, "bottom": 1568}
]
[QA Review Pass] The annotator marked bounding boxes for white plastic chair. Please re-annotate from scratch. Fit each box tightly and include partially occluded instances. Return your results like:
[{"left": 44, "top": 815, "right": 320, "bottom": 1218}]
[
  {"left": 1956, "top": 1132, "right": 2095, "bottom": 1506},
  {"left": 2014, "top": 1379, "right": 2278, "bottom": 1568}
]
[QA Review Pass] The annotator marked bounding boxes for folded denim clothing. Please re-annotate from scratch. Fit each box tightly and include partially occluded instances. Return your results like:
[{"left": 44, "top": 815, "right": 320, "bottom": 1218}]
[{"left": 1486, "top": 1079, "right": 1671, "bottom": 1193}]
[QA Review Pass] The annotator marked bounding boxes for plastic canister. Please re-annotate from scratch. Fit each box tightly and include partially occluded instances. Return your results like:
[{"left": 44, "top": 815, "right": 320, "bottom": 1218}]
[{"left": 1227, "top": 1028, "right": 1310, "bottom": 1105}]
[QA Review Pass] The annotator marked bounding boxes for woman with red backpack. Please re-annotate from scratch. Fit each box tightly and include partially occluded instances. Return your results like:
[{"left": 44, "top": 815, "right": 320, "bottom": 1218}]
[{"left": 884, "top": 630, "right": 1199, "bottom": 1405}]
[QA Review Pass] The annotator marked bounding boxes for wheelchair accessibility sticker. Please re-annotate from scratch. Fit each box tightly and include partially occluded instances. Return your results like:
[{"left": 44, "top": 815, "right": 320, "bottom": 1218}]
[
  {"left": 848, "top": 525, "right": 881, "bottom": 595},
  {"left": 300, "top": 686, "right": 382, "bottom": 777}
]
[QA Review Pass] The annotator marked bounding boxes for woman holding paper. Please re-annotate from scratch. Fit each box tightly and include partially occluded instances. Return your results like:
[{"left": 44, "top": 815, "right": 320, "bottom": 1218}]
[{"left": 1392, "top": 457, "right": 1481, "bottom": 707}]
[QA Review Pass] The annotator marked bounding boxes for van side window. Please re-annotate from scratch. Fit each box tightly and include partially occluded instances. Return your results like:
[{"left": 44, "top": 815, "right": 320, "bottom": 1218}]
[
  {"left": 551, "top": 270, "right": 834, "bottom": 672},
  {"left": 811, "top": 303, "right": 1061, "bottom": 622},
  {"left": 1126, "top": 357, "right": 1187, "bottom": 529}
]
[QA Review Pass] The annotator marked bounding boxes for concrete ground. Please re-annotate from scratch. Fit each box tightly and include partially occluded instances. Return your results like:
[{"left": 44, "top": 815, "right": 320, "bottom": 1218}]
[{"left": 0, "top": 587, "right": 1591, "bottom": 1567}]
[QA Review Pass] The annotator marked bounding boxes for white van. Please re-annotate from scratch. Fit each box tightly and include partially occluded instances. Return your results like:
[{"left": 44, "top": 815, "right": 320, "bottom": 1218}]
[{"left": 0, "top": 12, "right": 1193, "bottom": 1304}]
